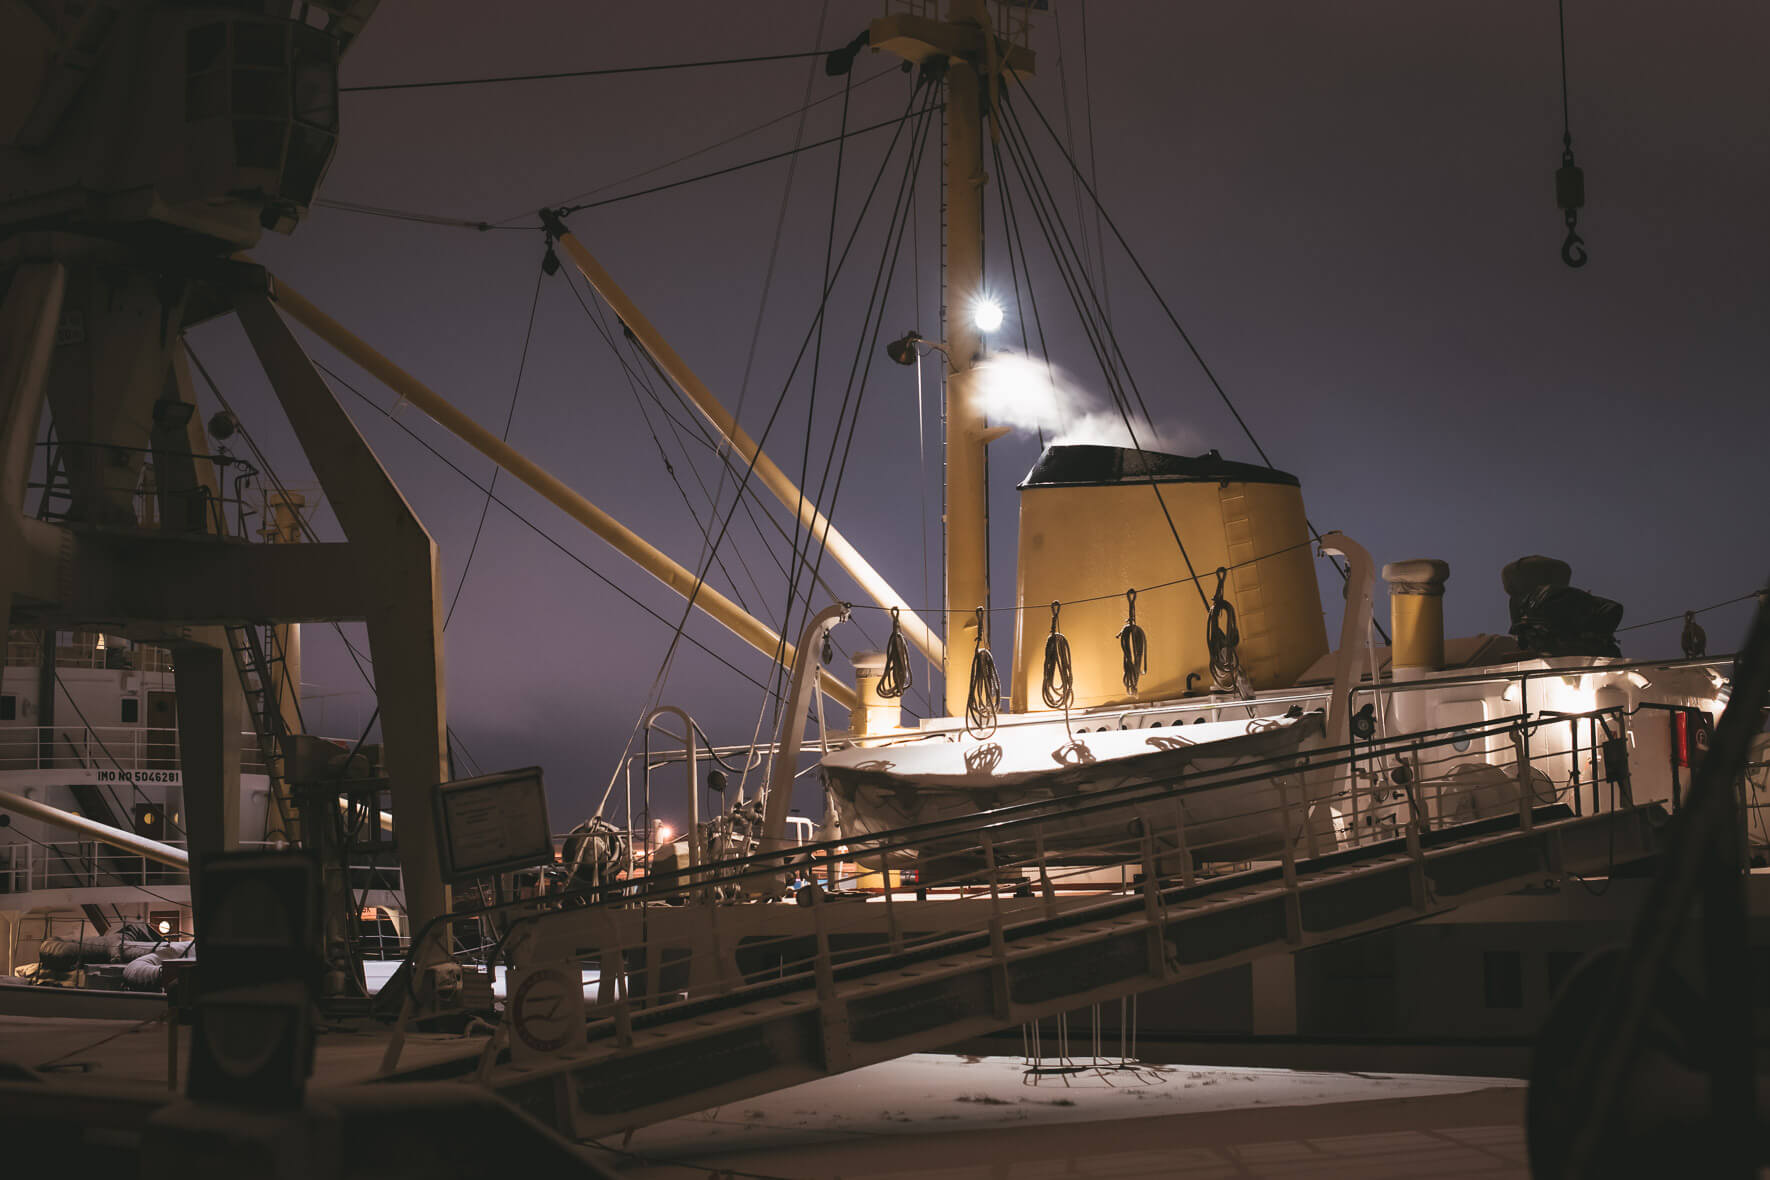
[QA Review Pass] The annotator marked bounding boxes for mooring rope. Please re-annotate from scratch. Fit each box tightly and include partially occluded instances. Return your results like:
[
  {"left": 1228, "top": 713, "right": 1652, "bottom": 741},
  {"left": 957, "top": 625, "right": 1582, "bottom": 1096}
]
[
  {"left": 967, "top": 606, "right": 1002, "bottom": 738},
  {"left": 1118, "top": 588, "right": 1148, "bottom": 696},
  {"left": 1042, "top": 600, "right": 1076, "bottom": 710}
]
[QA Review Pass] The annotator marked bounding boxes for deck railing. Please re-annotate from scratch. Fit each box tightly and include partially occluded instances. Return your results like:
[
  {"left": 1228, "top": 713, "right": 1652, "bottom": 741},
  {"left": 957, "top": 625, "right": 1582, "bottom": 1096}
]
[
  {"left": 0, "top": 838, "right": 402, "bottom": 899},
  {"left": 0, "top": 725, "right": 270, "bottom": 773}
]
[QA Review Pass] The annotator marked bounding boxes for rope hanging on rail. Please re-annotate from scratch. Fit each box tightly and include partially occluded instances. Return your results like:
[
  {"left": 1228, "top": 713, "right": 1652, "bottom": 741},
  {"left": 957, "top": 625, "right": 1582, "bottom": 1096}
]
[
  {"left": 967, "top": 606, "right": 1001, "bottom": 739},
  {"left": 877, "top": 607, "right": 914, "bottom": 699},
  {"left": 1207, "top": 567, "right": 1246, "bottom": 694},
  {"left": 1042, "top": 600, "right": 1075, "bottom": 710},
  {"left": 1118, "top": 589, "right": 1148, "bottom": 696}
]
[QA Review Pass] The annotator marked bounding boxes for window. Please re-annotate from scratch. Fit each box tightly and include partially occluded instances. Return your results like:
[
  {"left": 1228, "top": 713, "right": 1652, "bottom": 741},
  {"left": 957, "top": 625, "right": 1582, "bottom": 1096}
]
[
  {"left": 1483, "top": 950, "right": 1524, "bottom": 1009},
  {"left": 121, "top": 698, "right": 140, "bottom": 724},
  {"left": 0, "top": 695, "right": 14, "bottom": 721}
]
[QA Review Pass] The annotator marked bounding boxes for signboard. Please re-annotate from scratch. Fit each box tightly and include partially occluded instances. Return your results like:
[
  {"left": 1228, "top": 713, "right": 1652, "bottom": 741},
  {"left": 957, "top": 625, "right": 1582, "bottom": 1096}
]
[
  {"left": 506, "top": 959, "right": 585, "bottom": 1065},
  {"left": 96, "top": 768, "right": 181, "bottom": 788},
  {"left": 433, "top": 766, "right": 553, "bottom": 882}
]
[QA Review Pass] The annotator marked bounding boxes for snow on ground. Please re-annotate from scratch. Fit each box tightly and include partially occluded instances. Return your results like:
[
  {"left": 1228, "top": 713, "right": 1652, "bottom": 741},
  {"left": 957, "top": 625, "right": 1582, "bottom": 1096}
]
[{"left": 612, "top": 1053, "right": 1528, "bottom": 1178}]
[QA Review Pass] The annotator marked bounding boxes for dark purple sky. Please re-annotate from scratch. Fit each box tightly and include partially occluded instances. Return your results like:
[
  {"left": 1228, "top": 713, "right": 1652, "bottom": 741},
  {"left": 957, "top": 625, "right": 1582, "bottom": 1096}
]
[{"left": 187, "top": 1, "right": 1770, "bottom": 826}]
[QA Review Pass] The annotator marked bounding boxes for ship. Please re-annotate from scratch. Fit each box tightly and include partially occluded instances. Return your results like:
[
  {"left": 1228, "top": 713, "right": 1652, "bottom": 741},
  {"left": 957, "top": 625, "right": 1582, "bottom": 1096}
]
[{"left": 0, "top": 1, "right": 1764, "bottom": 1176}]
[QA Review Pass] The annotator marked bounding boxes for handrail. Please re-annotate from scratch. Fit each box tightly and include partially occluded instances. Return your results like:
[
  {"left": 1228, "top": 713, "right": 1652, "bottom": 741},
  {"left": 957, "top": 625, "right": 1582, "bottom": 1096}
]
[{"left": 390, "top": 704, "right": 1616, "bottom": 1000}]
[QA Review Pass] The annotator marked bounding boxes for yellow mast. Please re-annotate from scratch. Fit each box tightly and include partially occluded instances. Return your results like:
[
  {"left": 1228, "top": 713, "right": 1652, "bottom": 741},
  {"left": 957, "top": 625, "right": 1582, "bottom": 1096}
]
[{"left": 871, "top": 1, "right": 1032, "bottom": 717}]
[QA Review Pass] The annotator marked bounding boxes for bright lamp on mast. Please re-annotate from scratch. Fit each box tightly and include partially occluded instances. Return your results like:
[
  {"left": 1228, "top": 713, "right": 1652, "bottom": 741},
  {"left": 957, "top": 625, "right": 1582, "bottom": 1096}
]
[{"left": 972, "top": 298, "right": 1004, "bottom": 333}]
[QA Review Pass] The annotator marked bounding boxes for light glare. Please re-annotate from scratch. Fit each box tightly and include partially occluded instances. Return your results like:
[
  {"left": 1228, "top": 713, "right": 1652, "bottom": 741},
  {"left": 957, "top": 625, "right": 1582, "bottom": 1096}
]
[{"left": 972, "top": 298, "right": 1004, "bottom": 333}]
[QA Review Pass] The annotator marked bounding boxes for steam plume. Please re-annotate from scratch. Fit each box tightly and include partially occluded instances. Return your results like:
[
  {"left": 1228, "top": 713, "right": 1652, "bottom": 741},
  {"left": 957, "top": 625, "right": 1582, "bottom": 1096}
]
[{"left": 970, "top": 352, "right": 1195, "bottom": 452}]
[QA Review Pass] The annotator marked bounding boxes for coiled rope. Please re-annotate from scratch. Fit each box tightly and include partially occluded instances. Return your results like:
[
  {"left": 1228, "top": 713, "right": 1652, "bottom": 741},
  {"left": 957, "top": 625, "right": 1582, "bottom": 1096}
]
[
  {"left": 1118, "top": 588, "right": 1148, "bottom": 696},
  {"left": 1042, "top": 600, "right": 1075, "bottom": 710},
  {"left": 967, "top": 606, "right": 1002, "bottom": 738},
  {"left": 1207, "top": 567, "right": 1244, "bottom": 693},
  {"left": 877, "top": 606, "right": 914, "bottom": 699}
]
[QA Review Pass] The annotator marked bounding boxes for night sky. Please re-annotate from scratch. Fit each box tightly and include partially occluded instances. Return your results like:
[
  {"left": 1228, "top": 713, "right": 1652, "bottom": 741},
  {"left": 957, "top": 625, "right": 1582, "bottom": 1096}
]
[{"left": 185, "top": 1, "right": 1769, "bottom": 827}]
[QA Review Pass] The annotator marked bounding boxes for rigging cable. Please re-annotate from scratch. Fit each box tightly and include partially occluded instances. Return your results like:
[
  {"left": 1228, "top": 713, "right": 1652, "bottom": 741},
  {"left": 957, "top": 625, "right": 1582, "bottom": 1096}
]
[
  {"left": 716, "top": 3, "right": 838, "bottom": 766},
  {"left": 442, "top": 242, "right": 549, "bottom": 630},
  {"left": 1006, "top": 84, "right": 1389, "bottom": 643},
  {"left": 765, "top": 63, "right": 945, "bottom": 737},
  {"left": 603, "top": 294, "right": 892, "bottom": 678},
  {"left": 183, "top": 346, "right": 490, "bottom": 785},
  {"left": 318, "top": 77, "right": 906, "bottom": 233},
  {"left": 507, "top": 65, "right": 898, "bottom": 222},
  {"left": 765, "top": 57, "right": 858, "bottom": 767},
  {"left": 581, "top": 76, "right": 935, "bottom": 817},
  {"left": 1079, "top": 1, "right": 1112, "bottom": 323},
  {"left": 776, "top": 77, "right": 943, "bottom": 733},
  {"left": 341, "top": 48, "right": 836, "bottom": 93},
  {"left": 310, "top": 358, "right": 787, "bottom": 705},
  {"left": 557, "top": 111, "right": 931, "bottom": 217},
  {"left": 990, "top": 132, "right": 1066, "bottom": 443},
  {"left": 1618, "top": 590, "right": 1767, "bottom": 635},
  {"left": 993, "top": 95, "right": 1210, "bottom": 614}
]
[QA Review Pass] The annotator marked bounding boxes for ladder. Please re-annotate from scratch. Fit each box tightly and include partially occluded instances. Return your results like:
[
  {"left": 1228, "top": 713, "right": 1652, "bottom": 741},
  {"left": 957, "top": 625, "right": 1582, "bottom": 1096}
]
[{"left": 224, "top": 622, "right": 298, "bottom": 843}]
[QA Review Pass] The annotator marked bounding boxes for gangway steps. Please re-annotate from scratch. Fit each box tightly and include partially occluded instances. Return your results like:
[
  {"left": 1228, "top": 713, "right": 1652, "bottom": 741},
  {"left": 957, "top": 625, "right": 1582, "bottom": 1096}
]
[{"left": 387, "top": 804, "right": 1661, "bottom": 1141}]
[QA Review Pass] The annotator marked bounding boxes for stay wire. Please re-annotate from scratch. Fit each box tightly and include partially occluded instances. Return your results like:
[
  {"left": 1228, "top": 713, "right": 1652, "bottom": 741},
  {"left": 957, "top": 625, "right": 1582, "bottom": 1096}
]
[
  {"left": 695, "top": 3, "right": 842, "bottom": 767},
  {"left": 1617, "top": 591, "right": 1766, "bottom": 635},
  {"left": 580, "top": 77, "right": 933, "bottom": 816},
  {"left": 766, "top": 63, "right": 856, "bottom": 757},
  {"left": 602, "top": 295, "right": 886, "bottom": 666},
  {"left": 990, "top": 131, "right": 1065, "bottom": 441},
  {"left": 596, "top": 300, "right": 769, "bottom": 621},
  {"left": 994, "top": 96, "right": 1210, "bottom": 612},
  {"left": 442, "top": 244, "right": 548, "bottom": 631},
  {"left": 840, "top": 534, "right": 1324, "bottom": 616},
  {"left": 1008, "top": 83, "right": 1383, "bottom": 638},
  {"left": 617, "top": 331, "right": 894, "bottom": 683},
  {"left": 182, "top": 345, "right": 504, "bottom": 779},
  {"left": 310, "top": 358, "right": 787, "bottom": 705},
  {"left": 780, "top": 80, "right": 943, "bottom": 729},
  {"left": 558, "top": 110, "right": 932, "bottom": 217},
  {"left": 183, "top": 343, "right": 385, "bottom": 686},
  {"left": 340, "top": 48, "right": 833, "bottom": 93},
  {"left": 518, "top": 65, "right": 897, "bottom": 220},
  {"left": 318, "top": 74, "right": 905, "bottom": 235}
]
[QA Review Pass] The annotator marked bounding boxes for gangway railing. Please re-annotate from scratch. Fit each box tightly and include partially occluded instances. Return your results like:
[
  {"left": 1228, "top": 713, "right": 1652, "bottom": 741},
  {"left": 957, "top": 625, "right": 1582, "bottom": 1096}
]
[{"left": 378, "top": 706, "right": 1667, "bottom": 1139}]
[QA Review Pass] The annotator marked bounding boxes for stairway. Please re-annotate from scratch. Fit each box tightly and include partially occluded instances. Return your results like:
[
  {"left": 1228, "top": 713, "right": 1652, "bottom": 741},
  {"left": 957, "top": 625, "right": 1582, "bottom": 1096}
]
[
  {"left": 223, "top": 622, "right": 297, "bottom": 841},
  {"left": 385, "top": 803, "right": 1663, "bottom": 1141}
]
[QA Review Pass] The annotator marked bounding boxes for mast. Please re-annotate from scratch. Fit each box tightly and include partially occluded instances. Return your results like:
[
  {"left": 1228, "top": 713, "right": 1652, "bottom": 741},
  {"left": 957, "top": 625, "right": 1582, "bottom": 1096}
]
[
  {"left": 943, "top": 1, "right": 991, "bottom": 719},
  {"left": 871, "top": 1, "right": 1033, "bottom": 717}
]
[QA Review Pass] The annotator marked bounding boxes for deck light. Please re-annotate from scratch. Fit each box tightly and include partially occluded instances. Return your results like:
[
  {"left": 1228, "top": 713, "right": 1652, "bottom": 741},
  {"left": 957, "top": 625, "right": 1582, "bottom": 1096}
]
[{"left": 885, "top": 330, "right": 951, "bottom": 366}]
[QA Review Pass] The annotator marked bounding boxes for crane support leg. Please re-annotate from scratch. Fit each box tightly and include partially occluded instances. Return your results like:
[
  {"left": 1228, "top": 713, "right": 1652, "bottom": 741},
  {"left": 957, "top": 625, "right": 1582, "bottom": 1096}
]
[
  {"left": 235, "top": 292, "right": 452, "bottom": 936},
  {"left": 173, "top": 636, "right": 244, "bottom": 911},
  {"left": 0, "top": 263, "right": 65, "bottom": 676}
]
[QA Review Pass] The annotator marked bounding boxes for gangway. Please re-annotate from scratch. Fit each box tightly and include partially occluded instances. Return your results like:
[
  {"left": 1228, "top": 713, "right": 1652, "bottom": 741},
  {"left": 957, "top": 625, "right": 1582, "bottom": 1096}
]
[{"left": 379, "top": 710, "right": 1665, "bottom": 1143}]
